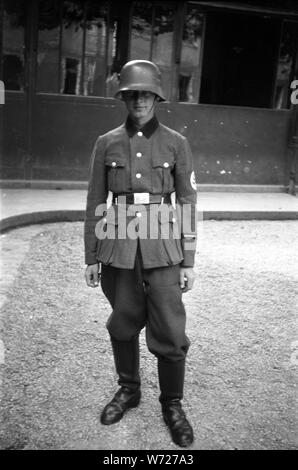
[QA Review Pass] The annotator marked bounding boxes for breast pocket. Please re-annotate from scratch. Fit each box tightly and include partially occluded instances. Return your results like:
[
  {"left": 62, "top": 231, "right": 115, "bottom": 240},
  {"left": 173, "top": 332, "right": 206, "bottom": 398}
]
[
  {"left": 105, "top": 154, "right": 126, "bottom": 193},
  {"left": 152, "top": 155, "right": 175, "bottom": 194}
]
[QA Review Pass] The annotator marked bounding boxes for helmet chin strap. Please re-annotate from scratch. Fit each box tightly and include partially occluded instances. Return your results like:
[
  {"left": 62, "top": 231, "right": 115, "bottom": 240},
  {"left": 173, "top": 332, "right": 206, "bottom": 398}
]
[{"left": 148, "top": 95, "right": 157, "bottom": 115}]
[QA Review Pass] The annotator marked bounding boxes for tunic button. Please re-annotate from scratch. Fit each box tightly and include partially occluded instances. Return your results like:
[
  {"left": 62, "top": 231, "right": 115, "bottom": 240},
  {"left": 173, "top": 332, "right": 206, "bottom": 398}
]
[
  {"left": 172, "top": 218, "right": 176, "bottom": 223},
  {"left": 163, "top": 162, "right": 169, "bottom": 168},
  {"left": 136, "top": 212, "right": 142, "bottom": 218},
  {"left": 136, "top": 152, "right": 142, "bottom": 157},
  {"left": 136, "top": 173, "right": 141, "bottom": 178},
  {"left": 111, "top": 161, "right": 116, "bottom": 167},
  {"left": 137, "top": 131, "right": 143, "bottom": 137}
]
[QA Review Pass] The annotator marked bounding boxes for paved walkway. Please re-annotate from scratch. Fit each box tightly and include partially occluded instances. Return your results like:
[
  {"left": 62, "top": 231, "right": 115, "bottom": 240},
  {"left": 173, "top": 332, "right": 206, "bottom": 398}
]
[
  {"left": 0, "top": 188, "right": 298, "bottom": 232},
  {"left": 1, "top": 220, "right": 297, "bottom": 450}
]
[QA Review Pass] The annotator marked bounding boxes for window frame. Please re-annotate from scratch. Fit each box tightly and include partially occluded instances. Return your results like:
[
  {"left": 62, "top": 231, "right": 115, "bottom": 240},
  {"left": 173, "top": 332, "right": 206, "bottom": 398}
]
[
  {"left": 1, "top": 0, "right": 28, "bottom": 94},
  {"left": 195, "top": 4, "right": 298, "bottom": 109},
  {"left": 174, "top": 1, "right": 206, "bottom": 103},
  {"left": 36, "top": 0, "right": 123, "bottom": 98},
  {"left": 2, "top": 0, "right": 297, "bottom": 107},
  {"left": 128, "top": 1, "right": 207, "bottom": 103},
  {"left": 272, "top": 19, "right": 298, "bottom": 109}
]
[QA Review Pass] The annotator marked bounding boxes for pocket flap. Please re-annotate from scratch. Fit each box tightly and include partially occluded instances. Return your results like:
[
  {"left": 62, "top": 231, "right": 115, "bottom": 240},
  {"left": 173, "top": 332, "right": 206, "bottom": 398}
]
[
  {"left": 152, "top": 154, "right": 175, "bottom": 169},
  {"left": 105, "top": 154, "right": 125, "bottom": 168}
]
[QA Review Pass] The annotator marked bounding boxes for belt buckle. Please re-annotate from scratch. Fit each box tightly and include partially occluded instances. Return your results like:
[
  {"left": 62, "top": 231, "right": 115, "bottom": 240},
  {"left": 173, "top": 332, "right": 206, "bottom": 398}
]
[{"left": 133, "top": 192, "right": 150, "bottom": 204}]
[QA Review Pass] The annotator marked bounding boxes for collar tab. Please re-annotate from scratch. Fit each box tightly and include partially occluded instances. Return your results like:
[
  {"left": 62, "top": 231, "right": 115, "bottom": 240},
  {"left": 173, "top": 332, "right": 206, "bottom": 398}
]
[{"left": 125, "top": 115, "right": 159, "bottom": 138}]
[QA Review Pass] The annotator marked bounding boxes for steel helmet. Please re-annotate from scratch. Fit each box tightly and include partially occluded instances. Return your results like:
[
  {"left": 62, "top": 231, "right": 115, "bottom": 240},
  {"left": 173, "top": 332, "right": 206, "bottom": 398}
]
[{"left": 114, "top": 60, "right": 166, "bottom": 102}]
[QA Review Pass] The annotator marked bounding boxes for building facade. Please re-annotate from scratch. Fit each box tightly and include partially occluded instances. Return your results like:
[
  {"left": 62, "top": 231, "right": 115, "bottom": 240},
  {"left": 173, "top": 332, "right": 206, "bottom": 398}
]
[{"left": 0, "top": 0, "right": 298, "bottom": 187}]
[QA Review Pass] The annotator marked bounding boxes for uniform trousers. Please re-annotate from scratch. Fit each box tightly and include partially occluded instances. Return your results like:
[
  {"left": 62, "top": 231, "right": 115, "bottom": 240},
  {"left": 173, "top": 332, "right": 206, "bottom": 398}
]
[{"left": 101, "top": 246, "right": 190, "bottom": 363}]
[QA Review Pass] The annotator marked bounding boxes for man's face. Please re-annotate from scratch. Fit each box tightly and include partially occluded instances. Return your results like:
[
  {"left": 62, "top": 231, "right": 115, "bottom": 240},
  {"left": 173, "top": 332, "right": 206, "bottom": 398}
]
[{"left": 122, "top": 90, "right": 157, "bottom": 123}]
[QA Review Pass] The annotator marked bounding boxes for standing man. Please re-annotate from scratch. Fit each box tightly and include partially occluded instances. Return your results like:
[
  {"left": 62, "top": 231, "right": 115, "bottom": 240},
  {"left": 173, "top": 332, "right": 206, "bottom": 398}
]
[{"left": 84, "top": 60, "right": 197, "bottom": 448}]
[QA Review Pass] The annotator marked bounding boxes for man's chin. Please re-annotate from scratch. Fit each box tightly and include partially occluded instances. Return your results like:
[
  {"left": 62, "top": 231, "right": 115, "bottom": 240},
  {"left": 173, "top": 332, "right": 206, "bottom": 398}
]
[{"left": 132, "top": 111, "right": 147, "bottom": 119}]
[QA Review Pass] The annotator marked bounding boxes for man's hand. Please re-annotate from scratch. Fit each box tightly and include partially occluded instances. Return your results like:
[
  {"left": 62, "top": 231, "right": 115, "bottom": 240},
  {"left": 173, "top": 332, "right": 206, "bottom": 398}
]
[
  {"left": 180, "top": 267, "right": 196, "bottom": 293},
  {"left": 85, "top": 263, "right": 100, "bottom": 288}
]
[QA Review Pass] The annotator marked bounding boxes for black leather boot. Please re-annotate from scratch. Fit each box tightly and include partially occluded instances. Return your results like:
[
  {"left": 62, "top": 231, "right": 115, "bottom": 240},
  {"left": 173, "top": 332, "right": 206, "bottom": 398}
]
[
  {"left": 100, "top": 336, "right": 141, "bottom": 425},
  {"left": 158, "top": 359, "right": 194, "bottom": 447}
]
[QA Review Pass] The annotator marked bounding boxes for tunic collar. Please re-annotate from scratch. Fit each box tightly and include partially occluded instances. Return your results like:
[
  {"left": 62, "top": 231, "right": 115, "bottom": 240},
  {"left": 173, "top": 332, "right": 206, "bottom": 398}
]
[{"left": 125, "top": 115, "right": 159, "bottom": 139}]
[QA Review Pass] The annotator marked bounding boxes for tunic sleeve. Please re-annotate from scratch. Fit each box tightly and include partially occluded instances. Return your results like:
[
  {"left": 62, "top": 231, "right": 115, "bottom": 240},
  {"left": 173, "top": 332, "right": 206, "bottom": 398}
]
[
  {"left": 84, "top": 136, "right": 108, "bottom": 265},
  {"left": 174, "top": 135, "right": 197, "bottom": 267}
]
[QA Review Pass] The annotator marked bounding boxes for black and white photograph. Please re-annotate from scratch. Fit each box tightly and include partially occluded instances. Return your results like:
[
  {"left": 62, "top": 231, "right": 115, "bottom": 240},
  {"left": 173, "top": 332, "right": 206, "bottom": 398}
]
[{"left": 0, "top": 0, "right": 297, "bottom": 458}]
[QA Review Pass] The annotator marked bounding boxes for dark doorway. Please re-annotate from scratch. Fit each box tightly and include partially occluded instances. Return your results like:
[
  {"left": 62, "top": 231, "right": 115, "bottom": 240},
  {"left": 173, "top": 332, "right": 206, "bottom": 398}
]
[{"left": 200, "top": 12, "right": 281, "bottom": 108}]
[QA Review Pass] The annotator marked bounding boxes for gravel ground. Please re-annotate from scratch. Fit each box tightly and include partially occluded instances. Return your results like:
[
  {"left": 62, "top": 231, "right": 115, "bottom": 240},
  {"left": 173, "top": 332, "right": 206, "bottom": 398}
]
[{"left": 0, "top": 220, "right": 297, "bottom": 450}]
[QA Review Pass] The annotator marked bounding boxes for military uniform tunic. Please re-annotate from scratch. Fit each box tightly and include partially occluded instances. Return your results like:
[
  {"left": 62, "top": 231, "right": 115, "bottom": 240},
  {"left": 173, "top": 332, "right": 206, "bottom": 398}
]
[{"left": 84, "top": 116, "right": 197, "bottom": 269}]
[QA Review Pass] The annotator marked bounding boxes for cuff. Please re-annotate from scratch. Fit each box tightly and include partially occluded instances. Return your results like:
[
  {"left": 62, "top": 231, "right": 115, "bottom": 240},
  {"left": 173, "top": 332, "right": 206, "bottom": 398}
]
[
  {"left": 181, "top": 237, "right": 196, "bottom": 267},
  {"left": 85, "top": 253, "right": 98, "bottom": 265}
]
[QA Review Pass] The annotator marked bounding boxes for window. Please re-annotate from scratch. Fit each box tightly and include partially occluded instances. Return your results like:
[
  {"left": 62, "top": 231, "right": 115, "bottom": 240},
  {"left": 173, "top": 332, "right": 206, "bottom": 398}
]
[
  {"left": 2, "top": 0, "right": 25, "bottom": 91},
  {"left": 5, "top": 0, "right": 296, "bottom": 108},
  {"left": 130, "top": 2, "right": 152, "bottom": 61},
  {"left": 178, "top": 4, "right": 204, "bottom": 103},
  {"left": 60, "top": 1, "right": 85, "bottom": 94},
  {"left": 37, "top": 0, "right": 60, "bottom": 93},
  {"left": 37, "top": 0, "right": 120, "bottom": 96},
  {"left": 130, "top": 2, "right": 206, "bottom": 103},
  {"left": 274, "top": 21, "right": 298, "bottom": 109},
  {"left": 200, "top": 11, "right": 283, "bottom": 108},
  {"left": 84, "top": 2, "right": 109, "bottom": 96},
  {"left": 130, "top": 1, "right": 175, "bottom": 100}
]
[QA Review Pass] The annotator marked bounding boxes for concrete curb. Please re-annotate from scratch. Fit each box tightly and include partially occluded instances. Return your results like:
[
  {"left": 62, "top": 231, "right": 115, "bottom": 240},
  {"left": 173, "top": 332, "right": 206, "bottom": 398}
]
[
  {"left": 0, "top": 211, "right": 85, "bottom": 233},
  {"left": 202, "top": 211, "right": 298, "bottom": 220},
  {"left": 0, "top": 209, "right": 297, "bottom": 233},
  {"left": 1, "top": 180, "right": 297, "bottom": 193}
]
